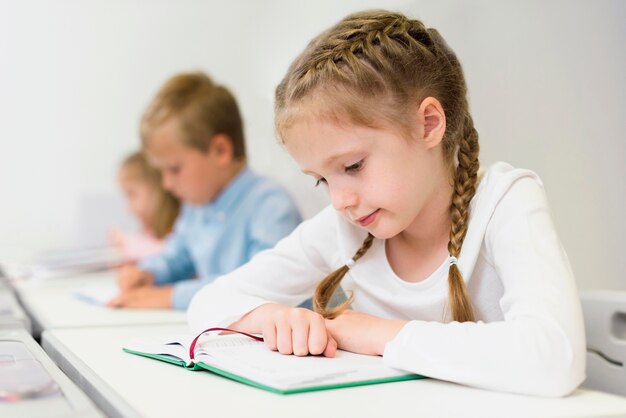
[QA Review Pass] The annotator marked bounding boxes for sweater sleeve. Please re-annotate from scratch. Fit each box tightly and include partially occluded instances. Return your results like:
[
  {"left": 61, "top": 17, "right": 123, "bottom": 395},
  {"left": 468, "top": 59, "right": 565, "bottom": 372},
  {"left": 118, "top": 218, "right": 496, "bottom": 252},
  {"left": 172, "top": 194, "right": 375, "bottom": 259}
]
[
  {"left": 139, "top": 206, "right": 196, "bottom": 284},
  {"left": 383, "top": 176, "right": 586, "bottom": 397},
  {"left": 187, "top": 206, "right": 341, "bottom": 334}
]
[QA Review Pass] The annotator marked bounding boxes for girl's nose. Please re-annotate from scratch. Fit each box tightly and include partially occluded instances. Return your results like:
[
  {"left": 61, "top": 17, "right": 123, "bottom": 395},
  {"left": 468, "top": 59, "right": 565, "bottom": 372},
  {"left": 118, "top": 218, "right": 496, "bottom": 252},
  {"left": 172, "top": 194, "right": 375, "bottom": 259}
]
[{"left": 329, "top": 183, "right": 358, "bottom": 212}]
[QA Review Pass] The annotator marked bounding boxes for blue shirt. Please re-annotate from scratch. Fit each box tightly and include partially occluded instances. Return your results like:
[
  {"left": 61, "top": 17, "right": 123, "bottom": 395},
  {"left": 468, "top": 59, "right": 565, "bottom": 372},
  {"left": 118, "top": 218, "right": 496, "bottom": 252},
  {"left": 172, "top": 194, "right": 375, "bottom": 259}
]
[{"left": 139, "top": 167, "right": 302, "bottom": 309}]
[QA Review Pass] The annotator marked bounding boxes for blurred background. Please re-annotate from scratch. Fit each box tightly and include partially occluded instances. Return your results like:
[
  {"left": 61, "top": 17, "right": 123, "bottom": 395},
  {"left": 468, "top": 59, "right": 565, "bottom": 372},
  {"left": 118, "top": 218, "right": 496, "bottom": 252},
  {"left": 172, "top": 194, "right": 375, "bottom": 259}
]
[{"left": 0, "top": 0, "right": 624, "bottom": 291}]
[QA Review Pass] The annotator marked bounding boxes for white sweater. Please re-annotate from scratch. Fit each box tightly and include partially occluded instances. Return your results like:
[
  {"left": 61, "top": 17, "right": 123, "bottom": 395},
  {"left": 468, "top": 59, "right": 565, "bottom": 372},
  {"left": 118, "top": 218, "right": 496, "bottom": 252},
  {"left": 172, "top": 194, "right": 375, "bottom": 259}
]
[{"left": 188, "top": 162, "right": 586, "bottom": 397}]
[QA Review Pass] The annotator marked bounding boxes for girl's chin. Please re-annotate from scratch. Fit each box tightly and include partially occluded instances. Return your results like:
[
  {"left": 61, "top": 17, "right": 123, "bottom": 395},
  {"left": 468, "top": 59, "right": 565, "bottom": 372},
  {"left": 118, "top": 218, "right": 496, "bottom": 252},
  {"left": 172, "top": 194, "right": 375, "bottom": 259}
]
[{"left": 363, "top": 224, "right": 401, "bottom": 240}]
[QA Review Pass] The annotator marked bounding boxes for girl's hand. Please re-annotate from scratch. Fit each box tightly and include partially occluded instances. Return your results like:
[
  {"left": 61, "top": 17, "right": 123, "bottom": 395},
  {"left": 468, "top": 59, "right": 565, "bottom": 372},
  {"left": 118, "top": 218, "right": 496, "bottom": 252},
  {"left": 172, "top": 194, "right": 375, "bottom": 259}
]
[
  {"left": 108, "top": 227, "right": 125, "bottom": 248},
  {"left": 232, "top": 304, "right": 337, "bottom": 358},
  {"left": 325, "top": 310, "right": 408, "bottom": 356}
]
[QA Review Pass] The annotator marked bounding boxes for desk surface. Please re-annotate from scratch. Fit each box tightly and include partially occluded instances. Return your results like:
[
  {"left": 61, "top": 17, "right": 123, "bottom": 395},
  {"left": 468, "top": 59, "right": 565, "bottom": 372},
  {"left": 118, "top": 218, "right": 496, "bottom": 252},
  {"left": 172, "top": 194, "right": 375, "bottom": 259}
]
[
  {"left": 13, "top": 272, "right": 186, "bottom": 336},
  {"left": 43, "top": 325, "right": 626, "bottom": 418},
  {"left": 0, "top": 285, "right": 31, "bottom": 332},
  {"left": 12, "top": 271, "right": 119, "bottom": 293}
]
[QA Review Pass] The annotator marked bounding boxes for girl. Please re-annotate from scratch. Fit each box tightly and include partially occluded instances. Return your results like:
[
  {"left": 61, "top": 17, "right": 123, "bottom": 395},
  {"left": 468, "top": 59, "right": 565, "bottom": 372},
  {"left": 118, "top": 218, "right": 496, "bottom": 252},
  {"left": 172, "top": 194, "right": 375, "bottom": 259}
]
[
  {"left": 188, "top": 10, "right": 585, "bottom": 397},
  {"left": 110, "top": 151, "right": 180, "bottom": 260}
]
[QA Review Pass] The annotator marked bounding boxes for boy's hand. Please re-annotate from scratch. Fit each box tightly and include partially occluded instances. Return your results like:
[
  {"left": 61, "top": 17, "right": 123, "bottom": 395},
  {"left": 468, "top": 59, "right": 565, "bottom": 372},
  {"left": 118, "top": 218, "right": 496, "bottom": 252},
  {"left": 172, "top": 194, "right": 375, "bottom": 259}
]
[
  {"left": 107, "top": 285, "right": 173, "bottom": 309},
  {"left": 232, "top": 304, "right": 337, "bottom": 358},
  {"left": 325, "top": 310, "right": 408, "bottom": 356},
  {"left": 117, "top": 265, "right": 154, "bottom": 291}
]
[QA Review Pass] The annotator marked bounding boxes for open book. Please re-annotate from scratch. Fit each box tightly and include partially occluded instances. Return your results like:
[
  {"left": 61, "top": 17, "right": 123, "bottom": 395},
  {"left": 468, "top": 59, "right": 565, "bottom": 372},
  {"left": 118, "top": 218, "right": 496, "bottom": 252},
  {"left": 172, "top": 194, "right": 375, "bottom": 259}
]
[{"left": 123, "top": 330, "right": 424, "bottom": 394}]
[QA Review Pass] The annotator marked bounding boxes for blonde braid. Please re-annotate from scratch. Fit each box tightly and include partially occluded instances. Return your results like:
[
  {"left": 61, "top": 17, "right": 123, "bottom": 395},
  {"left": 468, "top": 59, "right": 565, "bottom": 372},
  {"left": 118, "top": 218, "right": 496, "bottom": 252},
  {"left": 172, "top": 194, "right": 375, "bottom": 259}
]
[
  {"left": 276, "top": 12, "right": 439, "bottom": 115},
  {"left": 447, "top": 112, "right": 480, "bottom": 322},
  {"left": 313, "top": 234, "right": 374, "bottom": 319}
]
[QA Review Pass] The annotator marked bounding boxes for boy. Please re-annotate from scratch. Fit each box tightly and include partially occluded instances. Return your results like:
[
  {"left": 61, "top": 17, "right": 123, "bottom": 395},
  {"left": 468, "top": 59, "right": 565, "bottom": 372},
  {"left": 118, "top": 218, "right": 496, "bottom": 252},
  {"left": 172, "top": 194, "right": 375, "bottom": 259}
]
[{"left": 109, "top": 72, "right": 301, "bottom": 309}]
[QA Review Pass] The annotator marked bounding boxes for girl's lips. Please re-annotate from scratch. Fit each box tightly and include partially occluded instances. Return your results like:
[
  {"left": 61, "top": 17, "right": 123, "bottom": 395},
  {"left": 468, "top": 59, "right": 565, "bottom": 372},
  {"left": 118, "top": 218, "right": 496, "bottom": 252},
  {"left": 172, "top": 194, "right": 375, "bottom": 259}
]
[{"left": 357, "top": 209, "right": 380, "bottom": 227}]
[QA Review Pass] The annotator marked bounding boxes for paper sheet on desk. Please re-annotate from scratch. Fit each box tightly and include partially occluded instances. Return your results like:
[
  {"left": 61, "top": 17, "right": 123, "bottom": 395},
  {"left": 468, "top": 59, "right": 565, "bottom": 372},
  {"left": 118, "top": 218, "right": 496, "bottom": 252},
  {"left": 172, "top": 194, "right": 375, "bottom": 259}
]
[{"left": 72, "top": 283, "right": 118, "bottom": 306}]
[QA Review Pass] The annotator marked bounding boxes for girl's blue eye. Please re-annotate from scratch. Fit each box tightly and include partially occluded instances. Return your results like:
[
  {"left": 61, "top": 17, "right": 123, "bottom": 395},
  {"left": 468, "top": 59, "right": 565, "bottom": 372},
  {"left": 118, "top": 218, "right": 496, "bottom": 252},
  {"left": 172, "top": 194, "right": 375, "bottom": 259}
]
[
  {"left": 314, "top": 178, "right": 327, "bottom": 187},
  {"left": 345, "top": 159, "right": 364, "bottom": 173}
]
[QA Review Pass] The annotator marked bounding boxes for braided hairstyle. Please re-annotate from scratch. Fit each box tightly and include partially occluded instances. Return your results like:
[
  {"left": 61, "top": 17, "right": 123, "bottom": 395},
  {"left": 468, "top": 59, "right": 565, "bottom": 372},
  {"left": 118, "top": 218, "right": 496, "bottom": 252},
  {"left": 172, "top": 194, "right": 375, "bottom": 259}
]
[{"left": 276, "top": 10, "right": 479, "bottom": 322}]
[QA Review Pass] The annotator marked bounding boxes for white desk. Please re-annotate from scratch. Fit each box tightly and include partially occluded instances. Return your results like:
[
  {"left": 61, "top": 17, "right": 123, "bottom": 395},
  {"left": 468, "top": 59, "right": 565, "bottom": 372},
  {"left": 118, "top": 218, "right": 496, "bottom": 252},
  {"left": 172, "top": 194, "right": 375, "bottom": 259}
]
[
  {"left": 12, "top": 271, "right": 120, "bottom": 294},
  {"left": 0, "top": 284, "right": 31, "bottom": 332},
  {"left": 42, "top": 325, "right": 626, "bottom": 418},
  {"left": 0, "top": 328, "right": 103, "bottom": 418},
  {"left": 13, "top": 272, "right": 186, "bottom": 337}
]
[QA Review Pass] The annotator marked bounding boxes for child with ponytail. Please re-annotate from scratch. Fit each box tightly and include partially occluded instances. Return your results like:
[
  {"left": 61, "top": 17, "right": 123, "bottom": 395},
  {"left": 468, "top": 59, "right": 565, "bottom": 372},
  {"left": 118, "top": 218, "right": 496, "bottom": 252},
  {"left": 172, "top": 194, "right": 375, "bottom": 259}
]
[
  {"left": 188, "top": 10, "right": 585, "bottom": 397},
  {"left": 110, "top": 151, "right": 180, "bottom": 260}
]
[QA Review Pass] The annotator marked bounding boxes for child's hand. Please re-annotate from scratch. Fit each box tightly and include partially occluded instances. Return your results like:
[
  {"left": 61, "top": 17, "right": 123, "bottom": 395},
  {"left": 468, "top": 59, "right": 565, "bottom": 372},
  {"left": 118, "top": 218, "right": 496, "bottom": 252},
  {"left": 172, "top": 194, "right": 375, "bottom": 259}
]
[
  {"left": 117, "top": 265, "right": 154, "bottom": 291},
  {"left": 234, "top": 304, "right": 337, "bottom": 358},
  {"left": 107, "top": 285, "right": 173, "bottom": 309},
  {"left": 325, "top": 310, "right": 408, "bottom": 356},
  {"left": 108, "top": 227, "right": 125, "bottom": 248}
]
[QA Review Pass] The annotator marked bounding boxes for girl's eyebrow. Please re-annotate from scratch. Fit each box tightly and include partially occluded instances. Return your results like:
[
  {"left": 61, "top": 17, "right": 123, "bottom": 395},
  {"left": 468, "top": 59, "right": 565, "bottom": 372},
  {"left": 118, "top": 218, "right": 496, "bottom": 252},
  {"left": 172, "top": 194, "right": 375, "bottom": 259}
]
[
  {"left": 323, "top": 149, "right": 363, "bottom": 167},
  {"left": 300, "top": 148, "right": 364, "bottom": 175},
  {"left": 301, "top": 153, "right": 352, "bottom": 176}
]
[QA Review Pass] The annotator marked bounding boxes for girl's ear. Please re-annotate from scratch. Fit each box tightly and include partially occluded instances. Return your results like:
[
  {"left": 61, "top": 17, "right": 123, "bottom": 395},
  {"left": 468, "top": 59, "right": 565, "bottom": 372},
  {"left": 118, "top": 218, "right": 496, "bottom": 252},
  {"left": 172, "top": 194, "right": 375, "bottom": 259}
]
[{"left": 417, "top": 97, "right": 446, "bottom": 149}]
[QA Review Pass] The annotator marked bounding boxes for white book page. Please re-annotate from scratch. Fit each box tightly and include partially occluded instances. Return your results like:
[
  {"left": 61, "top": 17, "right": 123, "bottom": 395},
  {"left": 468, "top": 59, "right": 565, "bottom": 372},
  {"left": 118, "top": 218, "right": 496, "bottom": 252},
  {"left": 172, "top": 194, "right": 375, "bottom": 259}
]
[
  {"left": 194, "top": 334, "right": 413, "bottom": 391},
  {"left": 125, "top": 334, "right": 194, "bottom": 366}
]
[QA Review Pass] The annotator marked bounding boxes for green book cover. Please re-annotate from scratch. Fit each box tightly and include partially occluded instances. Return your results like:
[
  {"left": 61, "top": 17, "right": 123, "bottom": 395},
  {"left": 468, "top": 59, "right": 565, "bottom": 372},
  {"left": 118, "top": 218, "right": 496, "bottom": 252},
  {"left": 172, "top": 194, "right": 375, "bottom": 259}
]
[{"left": 123, "top": 334, "right": 424, "bottom": 395}]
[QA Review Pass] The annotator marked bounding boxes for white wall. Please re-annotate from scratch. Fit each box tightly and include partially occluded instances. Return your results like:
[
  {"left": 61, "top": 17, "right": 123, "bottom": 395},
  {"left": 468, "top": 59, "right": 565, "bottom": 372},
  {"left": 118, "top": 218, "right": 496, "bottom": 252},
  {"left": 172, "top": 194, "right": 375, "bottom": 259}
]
[{"left": 0, "top": 0, "right": 624, "bottom": 290}]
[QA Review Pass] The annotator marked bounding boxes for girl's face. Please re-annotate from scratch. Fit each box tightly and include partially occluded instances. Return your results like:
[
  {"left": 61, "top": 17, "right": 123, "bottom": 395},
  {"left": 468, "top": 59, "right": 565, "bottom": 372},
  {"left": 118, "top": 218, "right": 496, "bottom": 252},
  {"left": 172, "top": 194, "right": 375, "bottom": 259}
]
[
  {"left": 118, "top": 172, "right": 158, "bottom": 230},
  {"left": 283, "top": 116, "right": 450, "bottom": 240}
]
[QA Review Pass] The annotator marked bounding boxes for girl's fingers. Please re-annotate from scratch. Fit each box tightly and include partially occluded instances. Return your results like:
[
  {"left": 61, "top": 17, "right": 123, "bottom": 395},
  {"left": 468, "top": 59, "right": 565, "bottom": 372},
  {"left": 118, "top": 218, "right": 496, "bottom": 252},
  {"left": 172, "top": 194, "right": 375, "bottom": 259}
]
[
  {"left": 290, "top": 311, "right": 310, "bottom": 356},
  {"left": 262, "top": 321, "right": 277, "bottom": 352},
  {"left": 275, "top": 317, "right": 293, "bottom": 355},
  {"left": 307, "top": 314, "right": 328, "bottom": 356},
  {"left": 323, "top": 335, "right": 338, "bottom": 358},
  {"left": 263, "top": 308, "right": 333, "bottom": 357}
]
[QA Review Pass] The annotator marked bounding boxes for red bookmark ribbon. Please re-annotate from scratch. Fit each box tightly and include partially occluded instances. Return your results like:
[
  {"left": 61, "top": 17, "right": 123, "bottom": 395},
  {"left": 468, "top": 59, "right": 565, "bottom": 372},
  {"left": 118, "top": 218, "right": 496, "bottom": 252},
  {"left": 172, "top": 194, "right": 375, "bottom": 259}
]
[{"left": 189, "top": 327, "right": 264, "bottom": 360}]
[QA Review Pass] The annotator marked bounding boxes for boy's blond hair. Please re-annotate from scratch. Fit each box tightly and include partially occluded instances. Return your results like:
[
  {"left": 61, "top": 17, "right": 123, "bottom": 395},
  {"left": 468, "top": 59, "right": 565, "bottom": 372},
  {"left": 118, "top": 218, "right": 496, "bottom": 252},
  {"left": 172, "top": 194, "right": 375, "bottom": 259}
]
[{"left": 140, "top": 72, "right": 246, "bottom": 160}]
